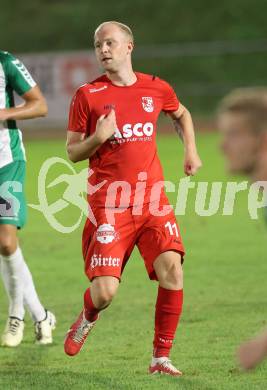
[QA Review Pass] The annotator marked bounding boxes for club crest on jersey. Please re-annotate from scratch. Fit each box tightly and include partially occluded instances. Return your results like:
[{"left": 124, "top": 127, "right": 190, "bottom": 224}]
[
  {"left": 96, "top": 224, "right": 119, "bottom": 244},
  {"left": 142, "top": 97, "right": 154, "bottom": 113}
]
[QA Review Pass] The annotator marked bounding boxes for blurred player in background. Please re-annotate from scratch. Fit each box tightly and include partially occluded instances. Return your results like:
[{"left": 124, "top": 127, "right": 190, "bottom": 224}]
[
  {"left": 0, "top": 51, "right": 56, "bottom": 347},
  {"left": 218, "top": 88, "right": 267, "bottom": 370},
  {"left": 64, "top": 21, "right": 201, "bottom": 376}
]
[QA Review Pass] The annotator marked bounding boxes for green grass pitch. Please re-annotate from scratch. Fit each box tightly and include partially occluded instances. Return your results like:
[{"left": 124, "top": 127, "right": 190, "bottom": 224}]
[{"left": 0, "top": 132, "right": 267, "bottom": 389}]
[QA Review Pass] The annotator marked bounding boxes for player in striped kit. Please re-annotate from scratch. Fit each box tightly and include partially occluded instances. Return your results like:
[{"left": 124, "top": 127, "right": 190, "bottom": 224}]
[{"left": 0, "top": 51, "right": 56, "bottom": 347}]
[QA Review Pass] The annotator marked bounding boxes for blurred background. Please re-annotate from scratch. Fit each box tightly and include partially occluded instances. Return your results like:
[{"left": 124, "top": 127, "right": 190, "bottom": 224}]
[{"left": 1, "top": 0, "right": 267, "bottom": 133}]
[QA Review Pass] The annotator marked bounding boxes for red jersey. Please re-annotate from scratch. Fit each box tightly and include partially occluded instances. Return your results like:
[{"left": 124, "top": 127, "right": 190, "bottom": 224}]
[{"left": 68, "top": 72, "right": 179, "bottom": 207}]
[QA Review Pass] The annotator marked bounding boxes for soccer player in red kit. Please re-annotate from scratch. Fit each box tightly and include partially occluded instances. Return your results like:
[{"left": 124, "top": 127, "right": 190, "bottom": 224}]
[{"left": 64, "top": 21, "right": 202, "bottom": 376}]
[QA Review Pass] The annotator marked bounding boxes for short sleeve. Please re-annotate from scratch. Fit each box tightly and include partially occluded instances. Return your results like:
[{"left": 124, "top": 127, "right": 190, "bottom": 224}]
[
  {"left": 68, "top": 88, "right": 90, "bottom": 133},
  {"left": 5, "top": 53, "right": 36, "bottom": 95},
  {"left": 162, "top": 81, "right": 179, "bottom": 113}
]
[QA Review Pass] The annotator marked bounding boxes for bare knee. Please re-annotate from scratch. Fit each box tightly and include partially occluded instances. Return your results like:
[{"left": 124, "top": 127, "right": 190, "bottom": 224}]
[
  {"left": 167, "top": 262, "right": 183, "bottom": 288},
  {"left": 0, "top": 233, "right": 17, "bottom": 256},
  {"left": 154, "top": 252, "right": 183, "bottom": 290},
  {"left": 0, "top": 225, "right": 18, "bottom": 256},
  {"left": 91, "top": 276, "right": 119, "bottom": 309}
]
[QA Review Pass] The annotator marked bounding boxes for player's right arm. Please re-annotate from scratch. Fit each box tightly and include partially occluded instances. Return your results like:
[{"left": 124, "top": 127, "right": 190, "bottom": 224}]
[{"left": 67, "top": 102, "right": 117, "bottom": 163}]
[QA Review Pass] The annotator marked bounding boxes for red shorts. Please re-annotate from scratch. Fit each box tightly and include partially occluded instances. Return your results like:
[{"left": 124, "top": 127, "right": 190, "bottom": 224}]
[{"left": 82, "top": 202, "right": 185, "bottom": 281}]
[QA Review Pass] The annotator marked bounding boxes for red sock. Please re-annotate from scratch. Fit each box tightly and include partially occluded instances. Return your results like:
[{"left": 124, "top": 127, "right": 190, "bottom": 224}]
[
  {"left": 153, "top": 287, "right": 183, "bottom": 358},
  {"left": 83, "top": 288, "right": 100, "bottom": 322}
]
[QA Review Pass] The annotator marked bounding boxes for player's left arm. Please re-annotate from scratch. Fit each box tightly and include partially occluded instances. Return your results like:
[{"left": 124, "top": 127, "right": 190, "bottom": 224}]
[
  {"left": 0, "top": 53, "right": 47, "bottom": 122},
  {"left": 0, "top": 85, "right": 48, "bottom": 121},
  {"left": 169, "top": 103, "right": 202, "bottom": 176}
]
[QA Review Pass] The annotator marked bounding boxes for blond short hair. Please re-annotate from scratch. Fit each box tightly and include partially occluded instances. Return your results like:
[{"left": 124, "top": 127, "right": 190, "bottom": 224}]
[
  {"left": 218, "top": 88, "right": 267, "bottom": 132},
  {"left": 94, "top": 21, "right": 134, "bottom": 43}
]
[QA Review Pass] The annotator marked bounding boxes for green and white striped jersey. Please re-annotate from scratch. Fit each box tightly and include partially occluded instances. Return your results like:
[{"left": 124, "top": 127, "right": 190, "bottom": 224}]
[{"left": 0, "top": 50, "right": 36, "bottom": 168}]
